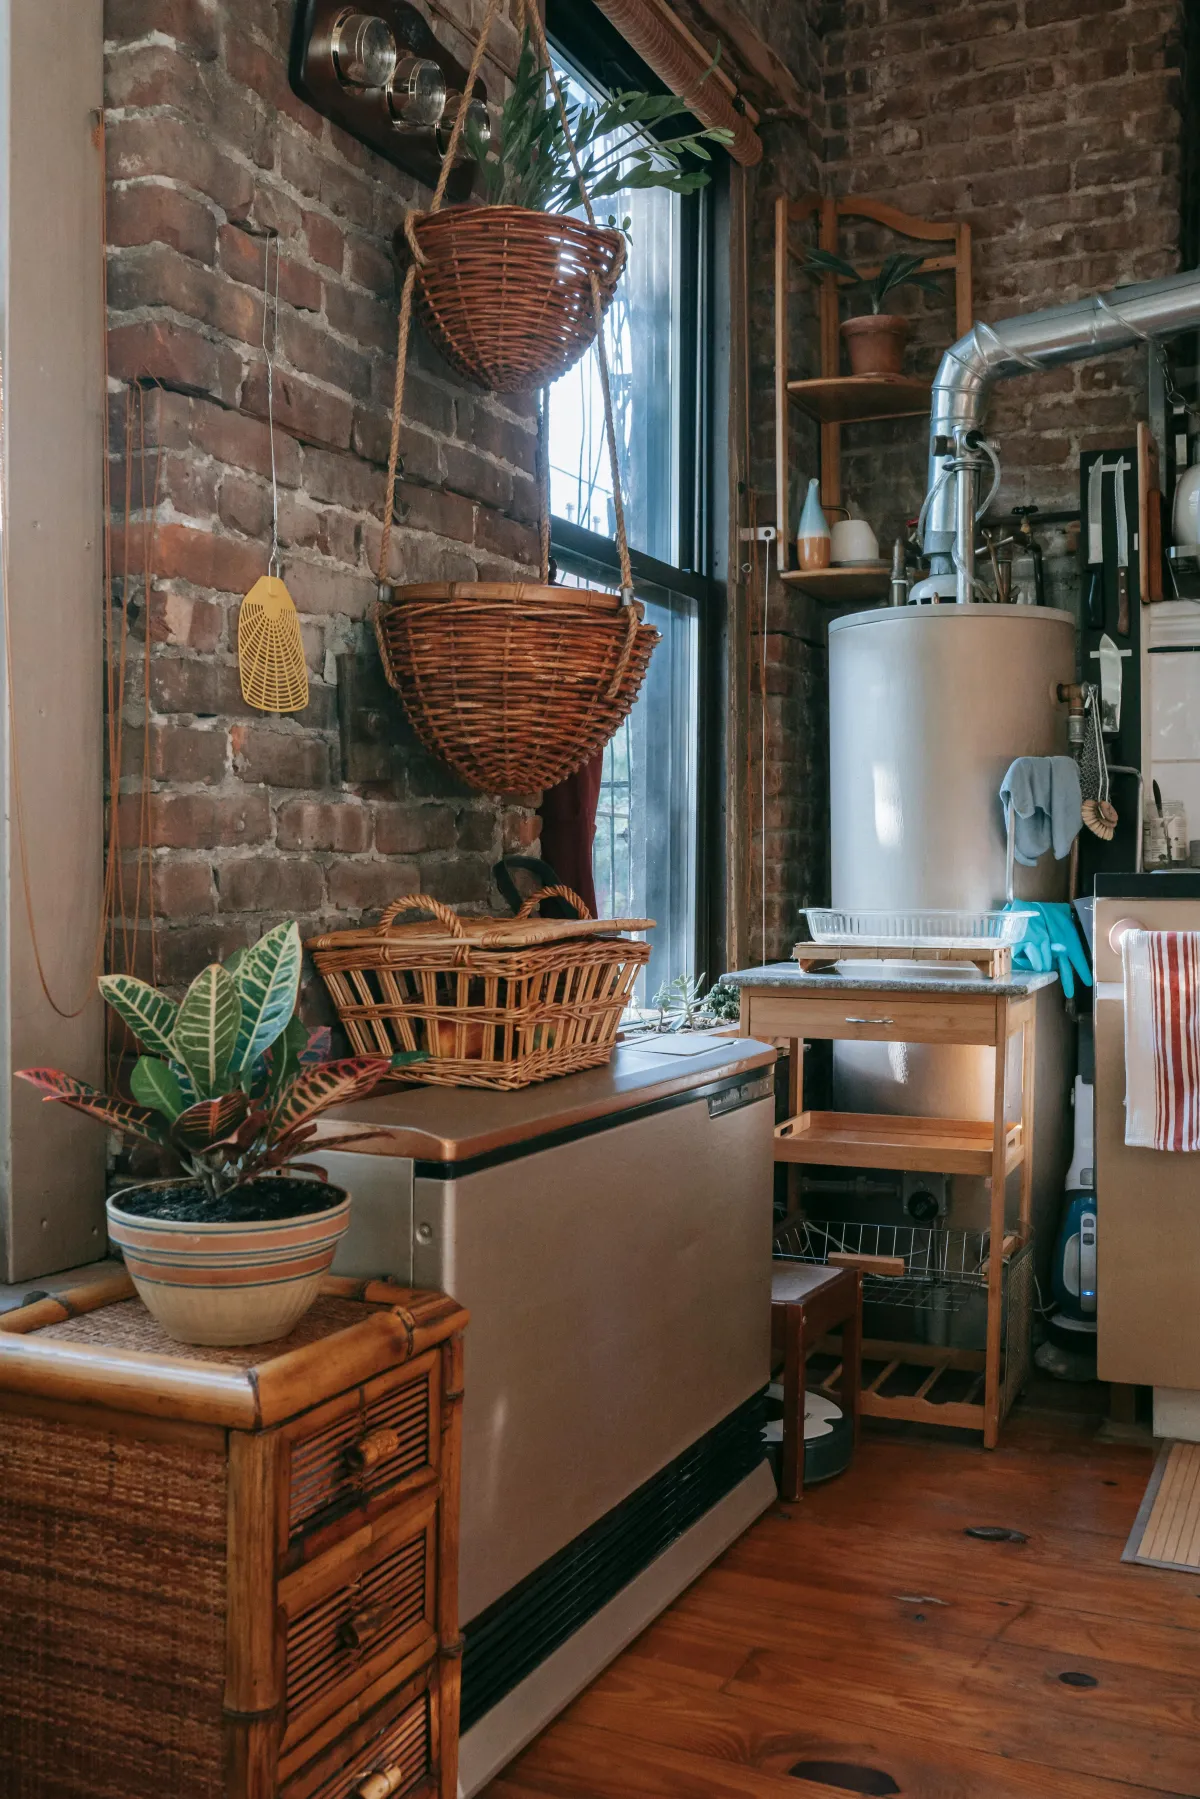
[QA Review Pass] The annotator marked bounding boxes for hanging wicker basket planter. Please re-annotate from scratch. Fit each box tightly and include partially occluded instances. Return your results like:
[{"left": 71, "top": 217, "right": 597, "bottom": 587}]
[
  {"left": 375, "top": 581, "right": 658, "bottom": 793},
  {"left": 373, "top": 0, "right": 656, "bottom": 794},
  {"left": 405, "top": 206, "right": 626, "bottom": 393}
]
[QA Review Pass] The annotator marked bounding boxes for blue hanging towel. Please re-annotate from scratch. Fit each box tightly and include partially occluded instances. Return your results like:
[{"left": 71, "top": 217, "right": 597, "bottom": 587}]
[
  {"left": 999, "top": 757, "right": 1082, "bottom": 866},
  {"left": 1002, "top": 900, "right": 1093, "bottom": 1000}
]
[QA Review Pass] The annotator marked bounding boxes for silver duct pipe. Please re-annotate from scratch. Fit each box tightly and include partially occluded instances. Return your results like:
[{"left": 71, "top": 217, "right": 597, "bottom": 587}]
[{"left": 922, "top": 266, "right": 1200, "bottom": 602}]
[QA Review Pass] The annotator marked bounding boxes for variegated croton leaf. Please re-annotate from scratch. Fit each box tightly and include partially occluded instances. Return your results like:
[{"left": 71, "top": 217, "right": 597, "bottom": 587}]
[{"left": 16, "top": 1070, "right": 166, "bottom": 1145}]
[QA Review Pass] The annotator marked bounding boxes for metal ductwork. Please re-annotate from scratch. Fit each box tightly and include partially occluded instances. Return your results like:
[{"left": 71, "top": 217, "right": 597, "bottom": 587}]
[{"left": 921, "top": 266, "right": 1200, "bottom": 602}]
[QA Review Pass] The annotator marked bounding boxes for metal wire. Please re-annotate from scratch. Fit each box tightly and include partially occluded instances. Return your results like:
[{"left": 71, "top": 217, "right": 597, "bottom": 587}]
[{"left": 773, "top": 1215, "right": 1014, "bottom": 1315}]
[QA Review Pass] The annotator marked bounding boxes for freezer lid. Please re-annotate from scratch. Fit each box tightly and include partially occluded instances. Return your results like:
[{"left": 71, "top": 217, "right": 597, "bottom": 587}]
[{"left": 319, "top": 1037, "right": 777, "bottom": 1163}]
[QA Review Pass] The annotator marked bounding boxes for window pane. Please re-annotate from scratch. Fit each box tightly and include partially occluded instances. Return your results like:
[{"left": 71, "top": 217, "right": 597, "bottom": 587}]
[
  {"left": 547, "top": 66, "right": 681, "bottom": 566},
  {"left": 555, "top": 555, "right": 698, "bottom": 1001}
]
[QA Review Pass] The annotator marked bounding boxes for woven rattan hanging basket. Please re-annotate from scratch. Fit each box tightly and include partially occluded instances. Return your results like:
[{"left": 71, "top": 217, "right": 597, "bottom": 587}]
[
  {"left": 373, "top": 0, "right": 657, "bottom": 794},
  {"left": 405, "top": 207, "right": 626, "bottom": 393},
  {"left": 375, "top": 581, "right": 658, "bottom": 793}
]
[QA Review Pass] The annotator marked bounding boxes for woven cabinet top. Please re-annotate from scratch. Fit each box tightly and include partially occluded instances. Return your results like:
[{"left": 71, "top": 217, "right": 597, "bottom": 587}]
[{"left": 0, "top": 1275, "right": 467, "bottom": 1430}]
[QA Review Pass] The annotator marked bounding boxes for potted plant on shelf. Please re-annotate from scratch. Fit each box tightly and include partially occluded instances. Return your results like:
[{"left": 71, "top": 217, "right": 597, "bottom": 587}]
[
  {"left": 801, "top": 248, "right": 945, "bottom": 378},
  {"left": 17, "top": 922, "right": 421, "bottom": 1348},
  {"left": 405, "top": 26, "right": 733, "bottom": 392}
]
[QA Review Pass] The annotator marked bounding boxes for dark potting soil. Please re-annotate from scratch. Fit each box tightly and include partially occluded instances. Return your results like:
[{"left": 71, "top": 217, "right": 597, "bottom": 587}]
[{"left": 111, "top": 1177, "right": 345, "bottom": 1225}]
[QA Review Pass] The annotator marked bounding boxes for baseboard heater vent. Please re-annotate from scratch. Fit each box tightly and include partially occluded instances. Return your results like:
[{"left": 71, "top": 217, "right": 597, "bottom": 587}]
[{"left": 460, "top": 1392, "right": 767, "bottom": 1731}]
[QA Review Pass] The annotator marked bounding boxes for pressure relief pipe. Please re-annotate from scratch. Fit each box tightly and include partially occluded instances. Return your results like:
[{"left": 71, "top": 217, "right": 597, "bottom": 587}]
[{"left": 921, "top": 266, "right": 1200, "bottom": 602}]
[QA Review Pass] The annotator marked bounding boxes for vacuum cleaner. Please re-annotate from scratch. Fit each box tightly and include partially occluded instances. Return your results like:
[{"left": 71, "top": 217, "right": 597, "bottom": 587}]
[{"left": 1036, "top": 1074, "right": 1098, "bottom": 1378}]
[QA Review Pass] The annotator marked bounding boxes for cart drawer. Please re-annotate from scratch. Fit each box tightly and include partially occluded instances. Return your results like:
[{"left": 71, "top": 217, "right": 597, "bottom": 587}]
[
  {"left": 745, "top": 992, "right": 999, "bottom": 1046},
  {"left": 286, "top": 1352, "right": 439, "bottom": 1545}
]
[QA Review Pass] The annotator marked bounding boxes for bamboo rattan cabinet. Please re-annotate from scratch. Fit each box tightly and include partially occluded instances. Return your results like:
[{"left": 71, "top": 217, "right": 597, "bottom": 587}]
[{"left": 0, "top": 1273, "right": 467, "bottom": 1799}]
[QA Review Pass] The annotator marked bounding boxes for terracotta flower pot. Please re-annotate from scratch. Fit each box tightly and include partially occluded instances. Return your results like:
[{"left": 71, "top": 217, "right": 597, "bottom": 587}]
[
  {"left": 841, "top": 313, "right": 910, "bottom": 377},
  {"left": 106, "top": 1176, "right": 351, "bottom": 1347}
]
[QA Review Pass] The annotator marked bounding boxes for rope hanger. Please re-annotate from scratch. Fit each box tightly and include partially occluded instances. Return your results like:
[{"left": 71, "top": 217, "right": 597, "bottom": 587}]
[{"left": 376, "top": 0, "right": 636, "bottom": 617}]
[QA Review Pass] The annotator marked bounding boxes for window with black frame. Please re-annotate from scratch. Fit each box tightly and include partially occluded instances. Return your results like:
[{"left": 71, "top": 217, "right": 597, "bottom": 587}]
[{"left": 545, "top": 2, "right": 725, "bottom": 1004}]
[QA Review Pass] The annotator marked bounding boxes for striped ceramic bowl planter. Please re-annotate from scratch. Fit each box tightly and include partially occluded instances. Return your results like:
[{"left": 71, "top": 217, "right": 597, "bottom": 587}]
[{"left": 106, "top": 1181, "right": 351, "bottom": 1347}]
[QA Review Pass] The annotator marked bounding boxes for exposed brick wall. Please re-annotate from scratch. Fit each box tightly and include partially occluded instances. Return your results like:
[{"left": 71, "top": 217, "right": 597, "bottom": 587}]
[
  {"left": 824, "top": 0, "right": 1184, "bottom": 556},
  {"left": 104, "top": 0, "right": 539, "bottom": 998}
]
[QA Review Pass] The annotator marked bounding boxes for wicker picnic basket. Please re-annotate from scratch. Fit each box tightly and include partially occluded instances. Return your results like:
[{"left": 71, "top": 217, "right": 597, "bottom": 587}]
[
  {"left": 374, "top": 581, "right": 658, "bottom": 793},
  {"left": 406, "top": 206, "right": 626, "bottom": 393},
  {"left": 307, "top": 887, "right": 653, "bottom": 1090}
]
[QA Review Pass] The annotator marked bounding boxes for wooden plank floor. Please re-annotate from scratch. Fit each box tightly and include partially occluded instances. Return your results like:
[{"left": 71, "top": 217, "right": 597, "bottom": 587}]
[{"left": 484, "top": 1390, "right": 1200, "bottom": 1799}]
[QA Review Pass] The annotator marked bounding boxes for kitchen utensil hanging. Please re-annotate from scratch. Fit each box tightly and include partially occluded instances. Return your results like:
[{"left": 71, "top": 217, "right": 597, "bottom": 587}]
[
  {"left": 1079, "top": 684, "right": 1117, "bottom": 841},
  {"left": 237, "top": 235, "right": 308, "bottom": 715},
  {"left": 400, "top": 0, "right": 625, "bottom": 392},
  {"left": 373, "top": 0, "right": 658, "bottom": 795}
]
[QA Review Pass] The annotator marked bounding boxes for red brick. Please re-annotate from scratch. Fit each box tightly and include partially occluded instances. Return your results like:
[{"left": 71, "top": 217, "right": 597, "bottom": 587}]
[
  {"left": 106, "top": 183, "right": 217, "bottom": 265},
  {"left": 373, "top": 804, "right": 457, "bottom": 856},
  {"left": 282, "top": 557, "right": 377, "bottom": 619},
  {"left": 150, "top": 588, "right": 227, "bottom": 653},
  {"left": 223, "top": 26, "right": 317, "bottom": 132},
  {"left": 328, "top": 860, "right": 419, "bottom": 913},
  {"left": 324, "top": 281, "right": 395, "bottom": 355},
  {"left": 441, "top": 443, "right": 512, "bottom": 511},
  {"left": 241, "top": 362, "right": 354, "bottom": 451},
  {"left": 279, "top": 311, "right": 374, "bottom": 401},
  {"left": 137, "top": 789, "right": 271, "bottom": 850},
  {"left": 217, "top": 474, "right": 272, "bottom": 540},
  {"left": 304, "top": 210, "right": 344, "bottom": 273},
  {"left": 276, "top": 799, "right": 371, "bottom": 852},
  {"left": 152, "top": 856, "right": 217, "bottom": 918},
  {"left": 154, "top": 921, "right": 256, "bottom": 989},
  {"left": 345, "top": 235, "right": 395, "bottom": 297},
  {"left": 159, "top": 392, "right": 303, "bottom": 488},
  {"left": 108, "top": 243, "right": 264, "bottom": 346},
  {"left": 219, "top": 855, "right": 325, "bottom": 912},
  {"left": 107, "top": 320, "right": 244, "bottom": 407},
  {"left": 138, "top": 522, "right": 267, "bottom": 596},
  {"left": 217, "top": 223, "right": 322, "bottom": 312},
  {"left": 150, "top": 655, "right": 257, "bottom": 720},
  {"left": 105, "top": 0, "right": 221, "bottom": 57},
  {"left": 107, "top": 118, "right": 254, "bottom": 216},
  {"left": 230, "top": 724, "right": 331, "bottom": 788}
]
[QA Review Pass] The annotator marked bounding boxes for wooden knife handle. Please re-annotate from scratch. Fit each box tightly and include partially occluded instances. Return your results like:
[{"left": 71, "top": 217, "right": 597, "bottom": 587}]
[{"left": 1116, "top": 567, "right": 1130, "bottom": 636}]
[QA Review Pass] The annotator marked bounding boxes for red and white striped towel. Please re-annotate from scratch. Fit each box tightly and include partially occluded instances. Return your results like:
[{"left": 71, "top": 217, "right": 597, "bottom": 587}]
[{"left": 1123, "top": 930, "right": 1200, "bottom": 1151}]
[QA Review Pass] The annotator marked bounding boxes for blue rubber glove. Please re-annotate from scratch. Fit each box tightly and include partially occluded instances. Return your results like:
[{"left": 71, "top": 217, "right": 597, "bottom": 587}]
[{"left": 1004, "top": 901, "right": 1092, "bottom": 999}]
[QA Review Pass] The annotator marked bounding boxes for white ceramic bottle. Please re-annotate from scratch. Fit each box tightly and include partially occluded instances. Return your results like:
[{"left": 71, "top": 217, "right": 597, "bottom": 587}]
[{"left": 1173, "top": 438, "right": 1200, "bottom": 550}]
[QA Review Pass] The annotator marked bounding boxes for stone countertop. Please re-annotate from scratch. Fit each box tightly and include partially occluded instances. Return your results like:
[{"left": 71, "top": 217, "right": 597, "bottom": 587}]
[{"left": 721, "top": 961, "right": 1058, "bottom": 997}]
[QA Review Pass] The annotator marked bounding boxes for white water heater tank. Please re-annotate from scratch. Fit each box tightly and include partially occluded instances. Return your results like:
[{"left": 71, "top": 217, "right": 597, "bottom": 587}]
[{"left": 829, "top": 605, "right": 1077, "bottom": 911}]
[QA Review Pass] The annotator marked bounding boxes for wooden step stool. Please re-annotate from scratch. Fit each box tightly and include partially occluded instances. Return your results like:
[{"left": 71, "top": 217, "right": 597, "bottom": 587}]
[{"left": 771, "top": 1262, "right": 862, "bottom": 1501}]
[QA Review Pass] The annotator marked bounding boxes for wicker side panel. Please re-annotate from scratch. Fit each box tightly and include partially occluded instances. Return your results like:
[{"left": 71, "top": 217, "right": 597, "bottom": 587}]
[{"left": 0, "top": 1413, "right": 227, "bottom": 1799}]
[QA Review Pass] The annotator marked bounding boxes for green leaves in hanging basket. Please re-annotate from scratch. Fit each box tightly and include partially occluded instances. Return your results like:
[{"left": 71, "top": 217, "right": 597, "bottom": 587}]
[{"left": 462, "top": 30, "right": 733, "bottom": 220}]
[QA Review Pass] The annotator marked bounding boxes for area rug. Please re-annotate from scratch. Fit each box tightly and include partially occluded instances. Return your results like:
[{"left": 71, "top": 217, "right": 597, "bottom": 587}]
[{"left": 1123, "top": 1440, "right": 1200, "bottom": 1571}]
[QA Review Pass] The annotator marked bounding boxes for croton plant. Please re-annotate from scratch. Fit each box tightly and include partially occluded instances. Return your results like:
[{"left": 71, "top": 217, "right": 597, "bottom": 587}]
[{"left": 18, "top": 922, "right": 418, "bottom": 1201}]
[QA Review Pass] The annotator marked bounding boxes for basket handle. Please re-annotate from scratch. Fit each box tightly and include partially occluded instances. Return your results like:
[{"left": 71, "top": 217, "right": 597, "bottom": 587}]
[
  {"left": 515, "top": 884, "right": 594, "bottom": 921},
  {"left": 379, "top": 894, "right": 465, "bottom": 936}
]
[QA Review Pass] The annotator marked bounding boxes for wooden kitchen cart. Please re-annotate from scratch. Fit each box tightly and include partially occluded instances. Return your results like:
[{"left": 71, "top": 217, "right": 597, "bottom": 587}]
[
  {"left": 0, "top": 1273, "right": 467, "bottom": 1799},
  {"left": 734, "top": 967, "right": 1047, "bottom": 1448}
]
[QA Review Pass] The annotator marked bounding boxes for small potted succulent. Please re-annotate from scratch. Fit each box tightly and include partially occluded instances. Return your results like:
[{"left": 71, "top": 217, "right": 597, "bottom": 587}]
[
  {"left": 802, "top": 249, "right": 945, "bottom": 377},
  {"left": 18, "top": 922, "right": 420, "bottom": 1348}
]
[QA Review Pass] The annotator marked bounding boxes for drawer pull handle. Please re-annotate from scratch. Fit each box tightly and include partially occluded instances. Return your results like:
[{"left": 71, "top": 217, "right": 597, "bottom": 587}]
[
  {"left": 346, "top": 1426, "right": 403, "bottom": 1472},
  {"left": 356, "top": 1764, "right": 408, "bottom": 1799},
  {"left": 338, "top": 1602, "right": 393, "bottom": 1651},
  {"left": 844, "top": 1015, "right": 893, "bottom": 1025}
]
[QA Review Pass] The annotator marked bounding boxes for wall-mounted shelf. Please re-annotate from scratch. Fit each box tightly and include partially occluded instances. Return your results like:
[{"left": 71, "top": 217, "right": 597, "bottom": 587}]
[
  {"left": 775, "top": 195, "right": 973, "bottom": 576},
  {"left": 781, "top": 564, "right": 891, "bottom": 602},
  {"left": 787, "top": 374, "right": 931, "bottom": 425}
]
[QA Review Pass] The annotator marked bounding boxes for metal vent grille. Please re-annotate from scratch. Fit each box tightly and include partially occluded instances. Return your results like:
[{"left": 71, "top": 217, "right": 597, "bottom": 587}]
[
  {"left": 307, "top": 1689, "right": 432, "bottom": 1799},
  {"left": 289, "top": 1374, "right": 432, "bottom": 1539},
  {"left": 461, "top": 1393, "right": 766, "bottom": 1731},
  {"left": 287, "top": 1535, "right": 429, "bottom": 1725}
]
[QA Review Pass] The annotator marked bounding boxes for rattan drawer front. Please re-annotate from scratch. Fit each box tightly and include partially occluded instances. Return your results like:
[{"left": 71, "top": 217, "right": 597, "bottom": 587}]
[
  {"left": 279, "top": 1672, "right": 434, "bottom": 1799},
  {"left": 281, "top": 1497, "right": 438, "bottom": 1748},
  {"left": 287, "top": 1355, "right": 438, "bottom": 1544}
]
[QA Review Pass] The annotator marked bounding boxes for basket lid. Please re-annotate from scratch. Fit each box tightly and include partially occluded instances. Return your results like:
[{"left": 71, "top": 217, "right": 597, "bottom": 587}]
[{"left": 306, "top": 888, "right": 654, "bottom": 954}]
